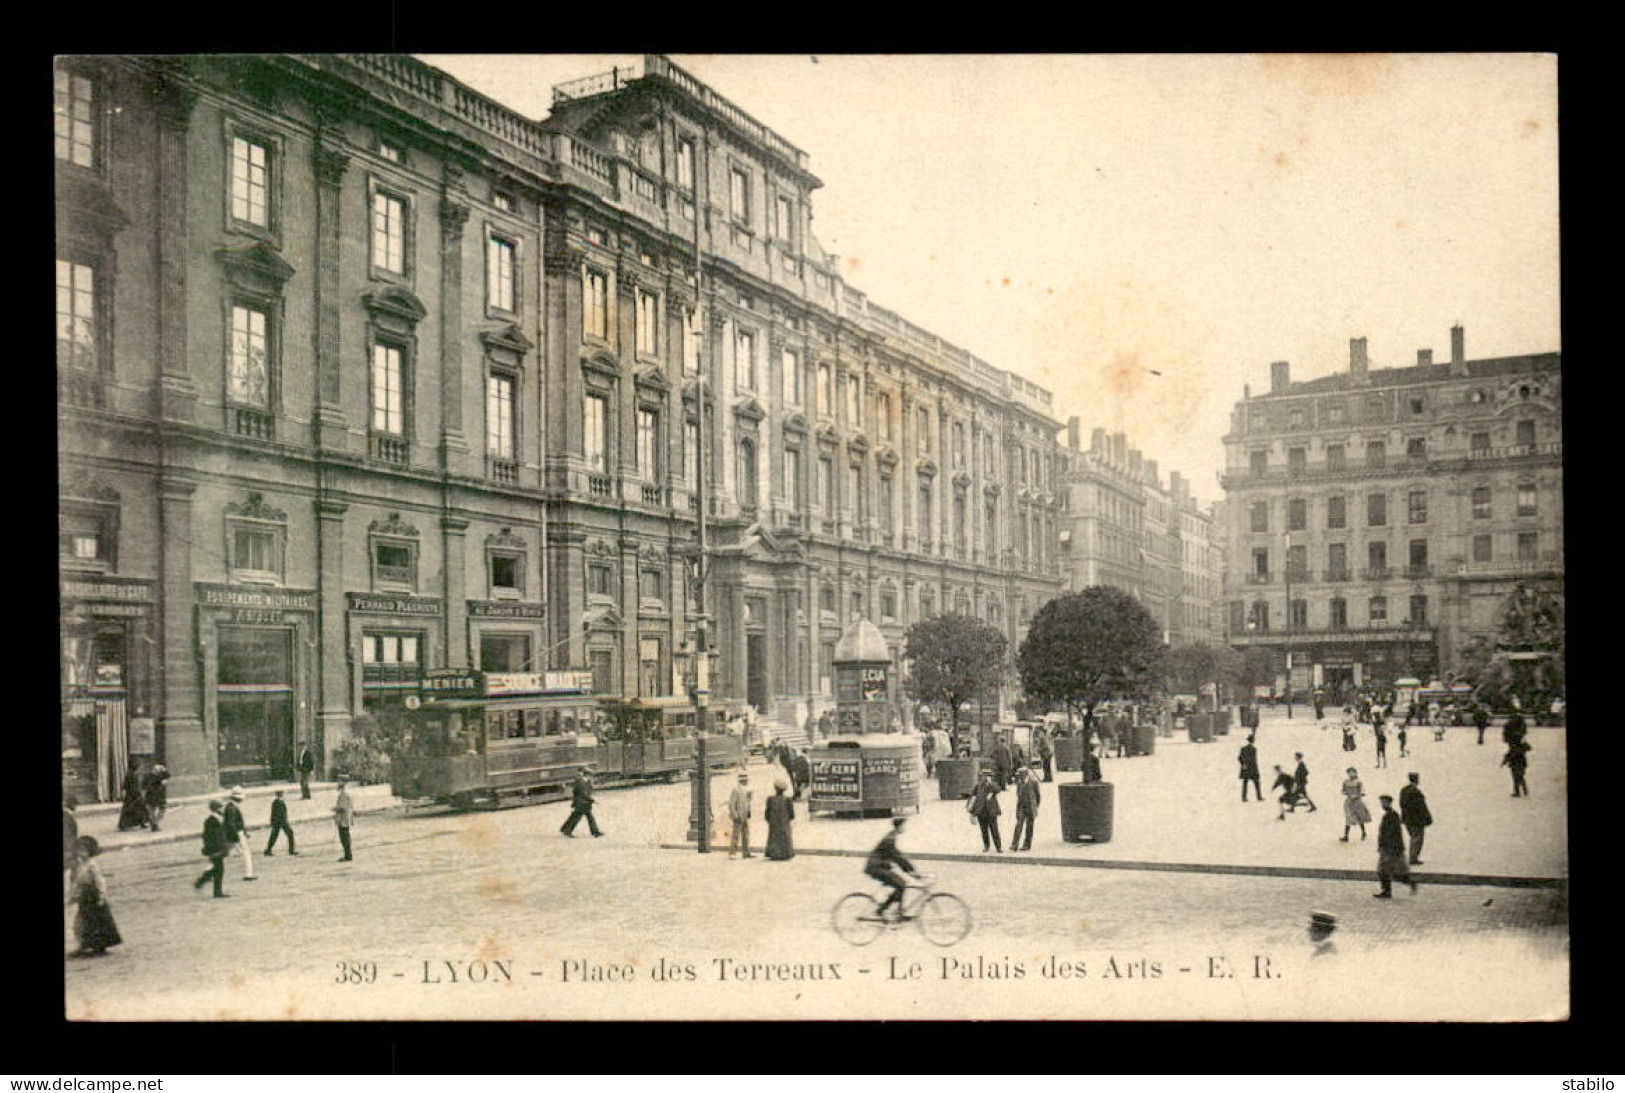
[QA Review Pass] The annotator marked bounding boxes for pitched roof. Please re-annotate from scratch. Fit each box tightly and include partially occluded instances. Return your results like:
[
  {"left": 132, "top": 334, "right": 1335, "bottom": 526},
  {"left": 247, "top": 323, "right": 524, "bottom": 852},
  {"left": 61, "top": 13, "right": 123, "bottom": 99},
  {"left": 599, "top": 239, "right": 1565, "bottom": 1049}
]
[{"left": 1257, "top": 352, "right": 1560, "bottom": 399}]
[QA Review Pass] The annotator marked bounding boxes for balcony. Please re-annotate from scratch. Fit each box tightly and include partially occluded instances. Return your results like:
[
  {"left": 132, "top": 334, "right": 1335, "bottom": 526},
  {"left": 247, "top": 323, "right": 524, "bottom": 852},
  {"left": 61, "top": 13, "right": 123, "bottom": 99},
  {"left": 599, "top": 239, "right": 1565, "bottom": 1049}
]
[
  {"left": 1244, "top": 572, "right": 1272, "bottom": 585},
  {"left": 1453, "top": 553, "right": 1563, "bottom": 578},
  {"left": 641, "top": 484, "right": 667, "bottom": 507},
  {"left": 588, "top": 474, "right": 615, "bottom": 498},
  {"left": 369, "top": 433, "right": 409, "bottom": 465},
  {"left": 1234, "top": 621, "right": 1437, "bottom": 645},
  {"left": 58, "top": 370, "right": 105, "bottom": 410},
  {"left": 1284, "top": 567, "right": 1310, "bottom": 583},
  {"left": 375, "top": 563, "right": 415, "bottom": 586},
  {"left": 1362, "top": 568, "right": 1391, "bottom": 581},
  {"left": 1404, "top": 565, "right": 1433, "bottom": 580},
  {"left": 487, "top": 457, "right": 519, "bottom": 485},
  {"left": 1321, "top": 568, "right": 1352, "bottom": 582},
  {"left": 232, "top": 408, "right": 275, "bottom": 441}
]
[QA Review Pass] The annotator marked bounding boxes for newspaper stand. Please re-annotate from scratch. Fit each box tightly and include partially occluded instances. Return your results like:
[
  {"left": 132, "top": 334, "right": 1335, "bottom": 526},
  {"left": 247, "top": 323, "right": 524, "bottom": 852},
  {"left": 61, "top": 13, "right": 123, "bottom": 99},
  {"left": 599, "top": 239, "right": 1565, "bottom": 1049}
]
[{"left": 807, "top": 620, "right": 921, "bottom": 817}]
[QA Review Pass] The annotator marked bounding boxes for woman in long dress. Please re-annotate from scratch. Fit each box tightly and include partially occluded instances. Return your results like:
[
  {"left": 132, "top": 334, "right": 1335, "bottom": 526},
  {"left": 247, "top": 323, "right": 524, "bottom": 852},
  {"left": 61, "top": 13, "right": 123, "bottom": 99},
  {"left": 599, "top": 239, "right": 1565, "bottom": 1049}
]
[
  {"left": 67, "top": 836, "right": 122, "bottom": 958},
  {"left": 1340, "top": 767, "right": 1372, "bottom": 842},
  {"left": 764, "top": 782, "right": 795, "bottom": 861},
  {"left": 116, "top": 762, "right": 149, "bottom": 830}
]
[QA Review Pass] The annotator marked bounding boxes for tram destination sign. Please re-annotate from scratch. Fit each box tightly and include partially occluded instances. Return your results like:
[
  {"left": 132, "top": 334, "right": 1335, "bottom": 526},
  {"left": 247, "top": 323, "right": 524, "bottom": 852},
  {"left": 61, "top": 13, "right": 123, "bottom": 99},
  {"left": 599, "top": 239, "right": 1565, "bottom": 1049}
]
[{"left": 483, "top": 670, "right": 595, "bottom": 696}]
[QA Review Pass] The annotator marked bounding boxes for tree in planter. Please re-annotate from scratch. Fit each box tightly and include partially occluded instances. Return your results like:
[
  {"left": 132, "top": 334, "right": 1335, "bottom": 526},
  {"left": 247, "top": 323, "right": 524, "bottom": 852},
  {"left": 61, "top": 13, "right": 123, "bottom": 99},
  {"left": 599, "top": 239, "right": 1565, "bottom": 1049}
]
[
  {"left": 1017, "top": 587, "right": 1166, "bottom": 780},
  {"left": 902, "top": 613, "right": 1009, "bottom": 748},
  {"left": 1164, "top": 644, "right": 1221, "bottom": 701}
]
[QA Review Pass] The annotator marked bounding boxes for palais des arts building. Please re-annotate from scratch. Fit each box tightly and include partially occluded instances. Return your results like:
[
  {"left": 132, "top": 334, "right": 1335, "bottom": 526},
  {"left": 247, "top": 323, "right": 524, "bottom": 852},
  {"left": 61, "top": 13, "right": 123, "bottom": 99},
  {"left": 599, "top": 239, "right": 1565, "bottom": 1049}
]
[{"left": 56, "top": 54, "right": 1067, "bottom": 800}]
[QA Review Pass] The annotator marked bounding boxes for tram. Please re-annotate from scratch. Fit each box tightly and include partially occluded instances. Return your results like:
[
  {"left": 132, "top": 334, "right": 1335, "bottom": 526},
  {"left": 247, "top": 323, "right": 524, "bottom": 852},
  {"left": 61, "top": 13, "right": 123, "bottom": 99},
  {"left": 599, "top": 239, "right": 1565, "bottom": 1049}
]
[{"left": 389, "top": 669, "right": 744, "bottom": 809}]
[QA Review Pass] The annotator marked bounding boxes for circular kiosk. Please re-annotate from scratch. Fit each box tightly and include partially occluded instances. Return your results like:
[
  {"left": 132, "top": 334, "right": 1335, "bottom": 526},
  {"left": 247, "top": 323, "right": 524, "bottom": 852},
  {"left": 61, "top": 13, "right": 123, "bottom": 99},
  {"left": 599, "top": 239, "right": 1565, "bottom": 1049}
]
[{"left": 807, "top": 620, "right": 922, "bottom": 817}]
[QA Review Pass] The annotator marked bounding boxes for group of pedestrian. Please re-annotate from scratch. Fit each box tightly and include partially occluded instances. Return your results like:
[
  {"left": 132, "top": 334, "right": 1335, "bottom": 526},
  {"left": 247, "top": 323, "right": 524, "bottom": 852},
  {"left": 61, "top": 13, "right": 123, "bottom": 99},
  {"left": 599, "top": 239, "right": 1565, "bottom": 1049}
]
[
  {"left": 192, "top": 781, "right": 355, "bottom": 899},
  {"left": 724, "top": 769, "right": 798, "bottom": 861},
  {"left": 965, "top": 762, "right": 1044, "bottom": 853}
]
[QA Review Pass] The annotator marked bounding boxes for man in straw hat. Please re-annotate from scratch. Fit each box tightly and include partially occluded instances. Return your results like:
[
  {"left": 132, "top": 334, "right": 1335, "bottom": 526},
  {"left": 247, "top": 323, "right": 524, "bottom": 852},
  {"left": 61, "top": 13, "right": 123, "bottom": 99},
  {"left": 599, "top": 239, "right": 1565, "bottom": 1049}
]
[
  {"left": 727, "top": 771, "right": 754, "bottom": 859},
  {"left": 223, "top": 786, "right": 256, "bottom": 881}
]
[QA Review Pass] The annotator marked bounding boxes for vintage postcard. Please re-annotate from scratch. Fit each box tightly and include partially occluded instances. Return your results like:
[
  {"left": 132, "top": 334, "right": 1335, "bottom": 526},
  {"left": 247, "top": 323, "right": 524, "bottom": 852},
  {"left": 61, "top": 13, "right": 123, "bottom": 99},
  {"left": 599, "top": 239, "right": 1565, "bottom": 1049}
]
[{"left": 57, "top": 52, "right": 1563, "bottom": 1021}]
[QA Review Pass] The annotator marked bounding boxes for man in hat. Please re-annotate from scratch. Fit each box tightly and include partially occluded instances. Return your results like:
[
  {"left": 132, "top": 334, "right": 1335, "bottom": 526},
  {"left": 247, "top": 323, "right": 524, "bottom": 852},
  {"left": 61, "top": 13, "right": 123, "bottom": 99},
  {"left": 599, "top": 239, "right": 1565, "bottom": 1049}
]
[
  {"left": 333, "top": 780, "right": 355, "bottom": 861},
  {"left": 193, "top": 800, "right": 232, "bottom": 898},
  {"left": 1238, "top": 735, "right": 1262, "bottom": 802},
  {"left": 966, "top": 768, "right": 1003, "bottom": 853},
  {"left": 1374, "top": 794, "right": 1418, "bottom": 898},
  {"left": 1501, "top": 737, "right": 1531, "bottom": 797},
  {"left": 727, "top": 772, "right": 754, "bottom": 859},
  {"left": 1307, "top": 911, "right": 1338, "bottom": 956},
  {"left": 1473, "top": 704, "right": 1490, "bottom": 746},
  {"left": 1399, "top": 772, "right": 1433, "bottom": 865},
  {"left": 1011, "top": 764, "right": 1042, "bottom": 852},
  {"left": 560, "top": 768, "right": 603, "bottom": 838},
  {"left": 296, "top": 741, "right": 316, "bottom": 800},
  {"left": 989, "top": 734, "right": 1014, "bottom": 791},
  {"left": 264, "top": 789, "right": 297, "bottom": 856},
  {"left": 791, "top": 748, "right": 811, "bottom": 801},
  {"left": 865, "top": 817, "right": 921, "bottom": 922},
  {"left": 222, "top": 787, "right": 256, "bottom": 881},
  {"left": 1035, "top": 725, "right": 1054, "bottom": 783},
  {"left": 143, "top": 762, "right": 170, "bottom": 832}
]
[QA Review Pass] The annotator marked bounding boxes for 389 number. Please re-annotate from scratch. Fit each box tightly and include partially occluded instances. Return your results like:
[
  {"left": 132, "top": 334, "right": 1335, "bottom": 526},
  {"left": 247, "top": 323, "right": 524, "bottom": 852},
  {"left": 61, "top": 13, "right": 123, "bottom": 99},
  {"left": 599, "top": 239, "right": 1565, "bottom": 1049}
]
[{"left": 334, "top": 960, "right": 378, "bottom": 984}]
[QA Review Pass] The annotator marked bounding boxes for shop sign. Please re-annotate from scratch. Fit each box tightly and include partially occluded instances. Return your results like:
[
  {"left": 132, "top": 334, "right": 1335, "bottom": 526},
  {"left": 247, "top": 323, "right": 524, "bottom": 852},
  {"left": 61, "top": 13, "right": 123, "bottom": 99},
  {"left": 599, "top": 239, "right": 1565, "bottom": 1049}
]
[
  {"left": 810, "top": 757, "right": 861, "bottom": 801},
  {"left": 421, "top": 670, "right": 482, "bottom": 697},
  {"left": 483, "top": 670, "right": 594, "bottom": 696},
  {"left": 61, "top": 578, "right": 153, "bottom": 604},
  {"left": 195, "top": 583, "right": 316, "bottom": 610},
  {"left": 468, "top": 600, "right": 547, "bottom": 619},
  {"left": 348, "top": 592, "right": 442, "bottom": 616}
]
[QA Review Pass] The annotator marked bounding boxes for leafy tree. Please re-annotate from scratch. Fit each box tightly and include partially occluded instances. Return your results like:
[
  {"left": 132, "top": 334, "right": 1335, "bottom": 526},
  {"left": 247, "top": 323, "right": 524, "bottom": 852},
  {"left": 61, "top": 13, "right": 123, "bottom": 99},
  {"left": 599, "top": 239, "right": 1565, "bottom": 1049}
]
[
  {"left": 1226, "top": 645, "right": 1277, "bottom": 698},
  {"left": 903, "top": 613, "right": 1009, "bottom": 741},
  {"left": 1016, "top": 587, "right": 1166, "bottom": 730},
  {"left": 1163, "top": 644, "right": 1220, "bottom": 696}
]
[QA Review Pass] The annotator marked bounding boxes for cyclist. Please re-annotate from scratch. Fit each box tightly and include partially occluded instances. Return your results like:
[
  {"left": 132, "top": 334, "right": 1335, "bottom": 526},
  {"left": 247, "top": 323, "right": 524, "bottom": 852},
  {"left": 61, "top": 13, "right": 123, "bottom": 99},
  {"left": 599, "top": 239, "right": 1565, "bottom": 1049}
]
[{"left": 865, "top": 817, "right": 922, "bottom": 921}]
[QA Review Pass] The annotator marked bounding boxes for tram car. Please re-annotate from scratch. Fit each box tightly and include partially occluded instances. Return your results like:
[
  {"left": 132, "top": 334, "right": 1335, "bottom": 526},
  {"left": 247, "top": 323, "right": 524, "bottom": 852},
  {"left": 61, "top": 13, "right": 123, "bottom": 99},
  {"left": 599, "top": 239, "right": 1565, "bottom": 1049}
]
[{"left": 389, "top": 670, "right": 745, "bottom": 809}]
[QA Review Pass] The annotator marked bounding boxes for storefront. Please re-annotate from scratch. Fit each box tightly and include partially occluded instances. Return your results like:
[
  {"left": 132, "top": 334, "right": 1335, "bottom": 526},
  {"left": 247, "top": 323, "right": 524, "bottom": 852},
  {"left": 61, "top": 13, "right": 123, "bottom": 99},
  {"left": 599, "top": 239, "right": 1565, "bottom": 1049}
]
[
  {"left": 348, "top": 592, "right": 442, "bottom": 734},
  {"left": 468, "top": 599, "right": 546, "bottom": 673},
  {"left": 195, "top": 583, "right": 316, "bottom": 786},
  {"left": 60, "top": 574, "right": 155, "bottom": 803}
]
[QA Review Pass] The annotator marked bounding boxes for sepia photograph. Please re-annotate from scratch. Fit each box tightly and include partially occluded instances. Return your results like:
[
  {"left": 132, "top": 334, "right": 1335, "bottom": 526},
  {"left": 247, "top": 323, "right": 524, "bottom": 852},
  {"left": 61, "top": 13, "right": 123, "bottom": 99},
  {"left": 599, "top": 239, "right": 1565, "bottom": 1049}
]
[{"left": 55, "top": 51, "right": 1564, "bottom": 1023}]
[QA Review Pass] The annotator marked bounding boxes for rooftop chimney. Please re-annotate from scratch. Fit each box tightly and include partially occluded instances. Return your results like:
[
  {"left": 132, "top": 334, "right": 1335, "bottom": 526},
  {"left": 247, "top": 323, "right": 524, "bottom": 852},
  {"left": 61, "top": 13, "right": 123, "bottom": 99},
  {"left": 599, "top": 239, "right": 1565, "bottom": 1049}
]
[
  {"left": 1244, "top": 383, "right": 1251, "bottom": 401},
  {"left": 1129, "top": 449, "right": 1142, "bottom": 477},
  {"left": 1145, "top": 459, "right": 1159, "bottom": 486},
  {"left": 1067, "top": 416, "right": 1080, "bottom": 450},
  {"left": 1112, "top": 432, "right": 1127, "bottom": 465},
  {"left": 1450, "top": 324, "right": 1467, "bottom": 374},
  {"left": 1270, "top": 360, "right": 1291, "bottom": 393},
  {"left": 1349, "top": 338, "right": 1369, "bottom": 385},
  {"left": 1417, "top": 348, "right": 1433, "bottom": 367},
  {"left": 1091, "top": 427, "right": 1106, "bottom": 454}
]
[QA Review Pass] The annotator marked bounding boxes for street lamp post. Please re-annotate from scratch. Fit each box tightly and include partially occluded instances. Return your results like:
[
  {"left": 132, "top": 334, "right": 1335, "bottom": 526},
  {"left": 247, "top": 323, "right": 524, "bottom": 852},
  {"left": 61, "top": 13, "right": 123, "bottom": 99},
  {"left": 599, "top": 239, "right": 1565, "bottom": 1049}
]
[{"left": 1283, "top": 531, "right": 1293, "bottom": 720}]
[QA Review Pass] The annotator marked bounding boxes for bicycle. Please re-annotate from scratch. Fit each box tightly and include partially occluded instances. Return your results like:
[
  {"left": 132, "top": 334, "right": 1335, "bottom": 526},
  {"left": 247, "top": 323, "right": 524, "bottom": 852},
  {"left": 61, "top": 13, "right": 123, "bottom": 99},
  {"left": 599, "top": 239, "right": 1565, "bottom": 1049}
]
[{"left": 832, "top": 875, "right": 972, "bottom": 947}]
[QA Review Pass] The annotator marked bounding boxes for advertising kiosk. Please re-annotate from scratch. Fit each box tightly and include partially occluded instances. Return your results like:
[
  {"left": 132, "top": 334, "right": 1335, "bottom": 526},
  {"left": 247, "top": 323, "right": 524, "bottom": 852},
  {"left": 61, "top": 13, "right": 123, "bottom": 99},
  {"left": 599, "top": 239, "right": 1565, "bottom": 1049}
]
[{"left": 807, "top": 620, "right": 922, "bottom": 817}]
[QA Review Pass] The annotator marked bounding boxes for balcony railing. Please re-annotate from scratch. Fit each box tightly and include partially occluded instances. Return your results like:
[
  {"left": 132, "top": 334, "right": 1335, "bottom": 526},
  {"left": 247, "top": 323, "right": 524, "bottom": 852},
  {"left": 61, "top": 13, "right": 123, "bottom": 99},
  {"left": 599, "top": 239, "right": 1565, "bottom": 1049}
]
[
  {"left": 488, "top": 457, "right": 519, "bottom": 485},
  {"left": 232, "top": 408, "right": 275, "bottom": 440},
  {"left": 641, "top": 484, "right": 666, "bottom": 507},
  {"left": 588, "top": 474, "right": 615, "bottom": 498},
  {"left": 369, "top": 434, "right": 409, "bottom": 465},
  {"left": 1404, "top": 565, "right": 1433, "bottom": 579},
  {"left": 1244, "top": 572, "right": 1272, "bottom": 585},
  {"left": 1362, "top": 568, "right": 1391, "bottom": 581},
  {"left": 375, "top": 563, "right": 415, "bottom": 586},
  {"left": 58, "top": 370, "right": 104, "bottom": 409},
  {"left": 1321, "top": 568, "right": 1352, "bottom": 582}
]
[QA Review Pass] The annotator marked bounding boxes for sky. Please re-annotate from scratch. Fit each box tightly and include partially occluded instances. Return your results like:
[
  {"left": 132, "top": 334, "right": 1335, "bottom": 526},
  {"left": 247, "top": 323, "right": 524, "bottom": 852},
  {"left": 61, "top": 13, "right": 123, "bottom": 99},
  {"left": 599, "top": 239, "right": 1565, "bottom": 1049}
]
[{"left": 423, "top": 53, "right": 1560, "bottom": 502}]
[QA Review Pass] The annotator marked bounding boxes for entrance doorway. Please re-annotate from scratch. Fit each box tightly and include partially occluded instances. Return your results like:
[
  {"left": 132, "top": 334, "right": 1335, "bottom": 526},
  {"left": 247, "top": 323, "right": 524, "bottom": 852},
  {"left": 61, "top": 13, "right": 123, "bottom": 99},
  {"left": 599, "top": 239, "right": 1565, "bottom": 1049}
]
[
  {"left": 216, "top": 627, "right": 295, "bottom": 784},
  {"left": 746, "top": 633, "right": 767, "bottom": 712}
]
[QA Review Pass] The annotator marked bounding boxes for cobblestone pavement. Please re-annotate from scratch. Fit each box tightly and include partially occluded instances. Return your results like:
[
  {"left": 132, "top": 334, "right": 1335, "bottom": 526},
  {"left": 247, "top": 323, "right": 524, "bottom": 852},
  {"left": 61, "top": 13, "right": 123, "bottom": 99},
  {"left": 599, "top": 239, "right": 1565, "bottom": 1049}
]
[{"left": 64, "top": 782, "right": 1568, "bottom": 1022}]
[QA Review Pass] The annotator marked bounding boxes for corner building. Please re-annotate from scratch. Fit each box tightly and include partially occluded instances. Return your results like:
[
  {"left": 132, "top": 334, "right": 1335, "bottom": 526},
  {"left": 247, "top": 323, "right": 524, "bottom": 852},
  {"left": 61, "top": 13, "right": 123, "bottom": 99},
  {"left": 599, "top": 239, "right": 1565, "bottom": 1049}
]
[
  {"left": 1220, "top": 328, "right": 1562, "bottom": 696},
  {"left": 56, "top": 54, "right": 1066, "bottom": 800}
]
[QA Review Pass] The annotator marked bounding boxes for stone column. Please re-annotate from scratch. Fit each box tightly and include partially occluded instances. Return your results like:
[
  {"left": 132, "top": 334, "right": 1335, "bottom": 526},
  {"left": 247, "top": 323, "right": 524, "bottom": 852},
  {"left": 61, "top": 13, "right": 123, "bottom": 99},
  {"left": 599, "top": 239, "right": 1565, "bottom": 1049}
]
[
  {"left": 150, "top": 75, "right": 197, "bottom": 425},
  {"left": 312, "top": 133, "right": 350, "bottom": 449},
  {"left": 439, "top": 192, "right": 472, "bottom": 473},
  {"left": 156, "top": 474, "right": 207, "bottom": 796},
  {"left": 314, "top": 498, "right": 351, "bottom": 767},
  {"left": 442, "top": 516, "right": 470, "bottom": 667}
]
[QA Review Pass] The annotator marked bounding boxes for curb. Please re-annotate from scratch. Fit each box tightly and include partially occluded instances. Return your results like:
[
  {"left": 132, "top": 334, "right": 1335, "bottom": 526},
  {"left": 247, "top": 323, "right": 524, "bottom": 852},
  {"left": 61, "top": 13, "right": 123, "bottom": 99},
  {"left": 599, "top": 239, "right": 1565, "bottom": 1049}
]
[{"left": 655, "top": 843, "right": 1566, "bottom": 890}]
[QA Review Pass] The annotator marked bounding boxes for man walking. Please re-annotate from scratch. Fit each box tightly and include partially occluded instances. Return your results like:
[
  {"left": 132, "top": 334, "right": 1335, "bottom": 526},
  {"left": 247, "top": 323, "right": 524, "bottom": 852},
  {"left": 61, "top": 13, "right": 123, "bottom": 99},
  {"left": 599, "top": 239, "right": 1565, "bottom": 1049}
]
[
  {"left": 1035, "top": 726, "right": 1054, "bottom": 783},
  {"left": 1374, "top": 794, "right": 1418, "bottom": 898},
  {"left": 791, "top": 748, "right": 811, "bottom": 801},
  {"left": 1474, "top": 704, "right": 1490, "bottom": 746},
  {"left": 333, "top": 780, "right": 355, "bottom": 861},
  {"left": 223, "top": 787, "right": 257, "bottom": 882},
  {"left": 1399, "top": 772, "right": 1432, "bottom": 865},
  {"left": 297, "top": 742, "right": 315, "bottom": 800},
  {"left": 966, "top": 769, "right": 1003, "bottom": 853},
  {"left": 1373, "top": 720, "right": 1389, "bottom": 768},
  {"left": 143, "top": 762, "right": 170, "bottom": 832},
  {"left": 1011, "top": 765, "right": 1041, "bottom": 852},
  {"left": 560, "top": 768, "right": 603, "bottom": 838},
  {"left": 264, "top": 789, "right": 298, "bottom": 856},
  {"left": 193, "top": 800, "right": 232, "bottom": 898},
  {"left": 1293, "top": 753, "right": 1318, "bottom": 812},
  {"left": 1502, "top": 738, "right": 1531, "bottom": 797},
  {"left": 727, "top": 772, "right": 754, "bottom": 859},
  {"left": 989, "top": 734, "right": 1014, "bottom": 791},
  {"left": 1238, "top": 735, "right": 1262, "bottom": 802}
]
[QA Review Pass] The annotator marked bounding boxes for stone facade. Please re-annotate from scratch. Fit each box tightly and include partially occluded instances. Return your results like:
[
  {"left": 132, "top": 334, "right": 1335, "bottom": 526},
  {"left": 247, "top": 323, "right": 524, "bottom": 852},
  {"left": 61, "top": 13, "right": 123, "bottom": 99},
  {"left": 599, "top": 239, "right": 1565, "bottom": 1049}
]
[
  {"left": 1220, "top": 329, "right": 1563, "bottom": 696},
  {"left": 56, "top": 54, "right": 1066, "bottom": 800}
]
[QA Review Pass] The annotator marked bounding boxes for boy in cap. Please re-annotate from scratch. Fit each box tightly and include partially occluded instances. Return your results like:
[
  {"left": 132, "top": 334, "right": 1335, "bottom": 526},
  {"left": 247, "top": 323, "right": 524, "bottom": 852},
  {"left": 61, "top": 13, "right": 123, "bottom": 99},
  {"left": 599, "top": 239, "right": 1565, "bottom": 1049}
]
[
  {"left": 223, "top": 786, "right": 256, "bottom": 881},
  {"left": 264, "top": 789, "right": 297, "bottom": 856}
]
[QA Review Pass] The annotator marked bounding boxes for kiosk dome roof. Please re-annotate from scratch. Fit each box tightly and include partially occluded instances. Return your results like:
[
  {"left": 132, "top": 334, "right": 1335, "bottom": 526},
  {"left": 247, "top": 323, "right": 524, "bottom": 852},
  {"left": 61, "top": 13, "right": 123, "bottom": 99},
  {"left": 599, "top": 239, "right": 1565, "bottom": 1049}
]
[{"left": 835, "top": 618, "right": 889, "bottom": 663}]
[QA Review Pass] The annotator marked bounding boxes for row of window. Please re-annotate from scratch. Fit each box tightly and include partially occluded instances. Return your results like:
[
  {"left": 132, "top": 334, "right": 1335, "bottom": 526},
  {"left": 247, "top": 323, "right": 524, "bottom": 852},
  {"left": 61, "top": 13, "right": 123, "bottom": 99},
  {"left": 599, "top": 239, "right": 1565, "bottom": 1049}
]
[
  {"left": 1260, "top": 385, "right": 1550, "bottom": 434},
  {"left": 1248, "top": 422, "right": 1543, "bottom": 474},
  {"left": 1248, "top": 484, "right": 1539, "bottom": 533},
  {"left": 1238, "top": 594, "right": 1431, "bottom": 631},
  {"left": 1249, "top": 532, "right": 1543, "bottom": 579}
]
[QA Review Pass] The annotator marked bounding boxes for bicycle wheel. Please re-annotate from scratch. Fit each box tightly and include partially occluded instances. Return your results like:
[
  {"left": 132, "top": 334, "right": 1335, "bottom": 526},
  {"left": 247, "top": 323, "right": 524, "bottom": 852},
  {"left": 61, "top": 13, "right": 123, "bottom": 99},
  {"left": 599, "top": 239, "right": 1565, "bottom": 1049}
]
[
  {"left": 916, "top": 892, "right": 972, "bottom": 946},
  {"left": 832, "top": 892, "right": 886, "bottom": 946}
]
